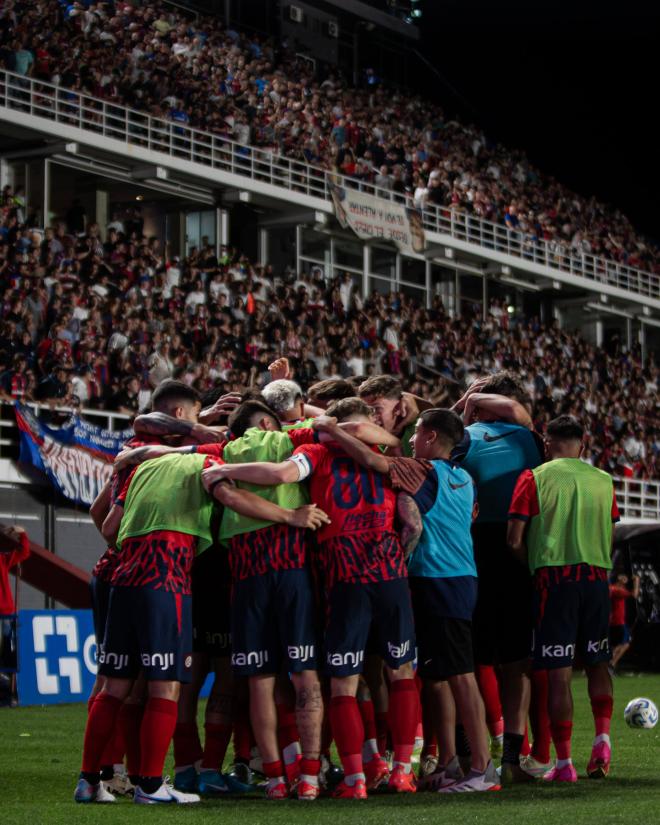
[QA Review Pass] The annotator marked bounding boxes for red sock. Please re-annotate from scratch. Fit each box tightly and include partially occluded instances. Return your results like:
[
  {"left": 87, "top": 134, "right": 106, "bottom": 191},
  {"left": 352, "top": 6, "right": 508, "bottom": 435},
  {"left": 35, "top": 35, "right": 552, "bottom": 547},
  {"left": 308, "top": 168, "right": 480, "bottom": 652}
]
[
  {"left": 388, "top": 679, "right": 418, "bottom": 768},
  {"left": 358, "top": 697, "right": 377, "bottom": 742},
  {"left": 299, "top": 757, "right": 321, "bottom": 779},
  {"left": 81, "top": 693, "right": 122, "bottom": 774},
  {"left": 550, "top": 720, "right": 573, "bottom": 761},
  {"left": 330, "top": 695, "right": 364, "bottom": 777},
  {"left": 263, "top": 759, "right": 284, "bottom": 779},
  {"left": 530, "top": 670, "right": 551, "bottom": 763},
  {"left": 201, "top": 723, "right": 232, "bottom": 771},
  {"left": 233, "top": 699, "right": 252, "bottom": 763},
  {"left": 375, "top": 711, "right": 389, "bottom": 755},
  {"left": 521, "top": 726, "right": 531, "bottom": 757},
  {"left": 101, "top": 720, "right": 126, "bottom": 767},
  {"left": 118, "top": 703, "right": 144, "bottom": 778},
  {"left": 173, "top": 721, "right": 202, "bottom": 769},
  {"left": 591, "top": 695, "right": 613, "bottom": 737},
  {"left": 139, "top": 697, "right": 178, "bottom": 779},
  {"left": 476, "top": 664, "right": 503, "bottom": 733}
]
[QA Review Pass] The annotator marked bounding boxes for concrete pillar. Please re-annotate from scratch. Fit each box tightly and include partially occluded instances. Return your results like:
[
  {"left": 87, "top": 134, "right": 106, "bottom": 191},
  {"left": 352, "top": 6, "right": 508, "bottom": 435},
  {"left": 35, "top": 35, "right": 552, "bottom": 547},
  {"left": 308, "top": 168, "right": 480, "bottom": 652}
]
[
  {"left": 395, "top": 251, "right": 401, "bottom": 290},
  {"left": 626, "top": 317, "right": 633, "bottom": 351},
  {"left": 455, "top": 268, "right": 461, "bottom": 318},
  {"left": 595, "top": 319, "right": 603, "bottom": 347},
  {"left": 425, "top": 259, "right": 432, "bottom": 309},
  {"left": 166, "top": 211, "right": 185, "bottom": 258},
  {"left": 482, "top": 274, "right": 488, "bottom": 321},
  {"left": 362, "top": 243, "right": 370, "bottom": 298},
  {"left": 43, "top": 159, "right": 50, "bottom": 228},
  {"left": 330, "top": 236, "right": 336, "bottom": 281},
  {"left": 295, "top": 224, "right": 303, "bottom": 275},
  {"left": 95, "top": 189, "right": 109, "bottom": 241},
  {"left": 215, "top": 207, "right": 229, "bottom": 256},
  {"left": 639, "top": 322, "right": 646, "bottom": 362},
  {"left": 258, "top": 226, "right": 268, "bottom": 264}
]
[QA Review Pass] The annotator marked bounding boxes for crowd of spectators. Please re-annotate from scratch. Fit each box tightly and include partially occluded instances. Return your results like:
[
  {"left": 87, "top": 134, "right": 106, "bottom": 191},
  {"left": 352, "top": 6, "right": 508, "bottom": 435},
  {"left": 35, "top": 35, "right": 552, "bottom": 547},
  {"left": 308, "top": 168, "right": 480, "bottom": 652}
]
[
  {"left": 0, "top": 0, "right": 658, "bottom": 275},
  {"left": 0, "top": 194, "right": 658, "bottom": 479}
]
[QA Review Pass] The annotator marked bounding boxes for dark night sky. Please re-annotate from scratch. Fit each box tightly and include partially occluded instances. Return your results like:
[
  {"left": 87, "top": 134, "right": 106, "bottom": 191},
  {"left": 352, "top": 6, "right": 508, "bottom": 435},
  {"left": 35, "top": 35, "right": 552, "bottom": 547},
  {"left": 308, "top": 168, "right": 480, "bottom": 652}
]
[{"left": 415, "top": 0, "right": 659, "bottom": 241}]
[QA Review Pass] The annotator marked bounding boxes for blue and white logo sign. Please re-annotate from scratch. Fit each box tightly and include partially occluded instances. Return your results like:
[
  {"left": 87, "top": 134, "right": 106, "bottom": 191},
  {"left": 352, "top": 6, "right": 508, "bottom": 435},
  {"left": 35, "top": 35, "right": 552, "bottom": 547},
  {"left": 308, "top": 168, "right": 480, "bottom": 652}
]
[{"left": 17, "top": 610, "right": 97, "bottom": 705}]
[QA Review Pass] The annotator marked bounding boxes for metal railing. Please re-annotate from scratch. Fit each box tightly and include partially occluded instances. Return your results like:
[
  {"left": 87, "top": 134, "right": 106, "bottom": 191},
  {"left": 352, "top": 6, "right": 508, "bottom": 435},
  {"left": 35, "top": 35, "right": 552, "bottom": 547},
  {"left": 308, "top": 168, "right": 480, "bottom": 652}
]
[
  {"left": 0, "top": 397, "right": 655, "bottom": 519},
  {"left": 613, "top": 477, "right": 660, "bottom": 522},
  {"left": 1, "top": 68, "right": 659, "bottom": 300},
  {"left": 0, "top": 400, "right": 130, "bottom": 452}
]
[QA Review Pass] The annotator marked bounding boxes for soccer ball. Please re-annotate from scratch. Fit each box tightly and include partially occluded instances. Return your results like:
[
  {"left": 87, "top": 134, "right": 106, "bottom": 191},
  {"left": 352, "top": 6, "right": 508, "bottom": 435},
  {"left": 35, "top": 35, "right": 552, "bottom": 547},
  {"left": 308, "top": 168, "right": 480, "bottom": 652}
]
[{"left": 624, "top": 697, "right": 659, "bottom": 729}]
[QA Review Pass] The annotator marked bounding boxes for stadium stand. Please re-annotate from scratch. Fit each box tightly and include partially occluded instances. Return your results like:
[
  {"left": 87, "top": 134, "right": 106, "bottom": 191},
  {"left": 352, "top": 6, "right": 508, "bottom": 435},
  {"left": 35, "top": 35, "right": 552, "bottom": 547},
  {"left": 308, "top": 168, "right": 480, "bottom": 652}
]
[
  {"left": 0, "top": 0, "right": 658, "bottom": 274},
  {"left": 0, "top": 197, "right": 658, "bottom": 479}
]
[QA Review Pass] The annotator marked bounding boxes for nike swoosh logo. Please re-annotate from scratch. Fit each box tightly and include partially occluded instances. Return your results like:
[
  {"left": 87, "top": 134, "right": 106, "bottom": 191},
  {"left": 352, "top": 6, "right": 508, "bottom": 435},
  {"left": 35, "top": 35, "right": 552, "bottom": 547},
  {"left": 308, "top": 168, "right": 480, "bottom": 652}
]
[
  {"left": 483, "top": 431, "right": 517, "bottom": 443},
  {"left": 423, "top": 659, "right": 433, "bottom": 666},
  {"left": 449, "top": 481, "right": 470, "bottom": 490}
]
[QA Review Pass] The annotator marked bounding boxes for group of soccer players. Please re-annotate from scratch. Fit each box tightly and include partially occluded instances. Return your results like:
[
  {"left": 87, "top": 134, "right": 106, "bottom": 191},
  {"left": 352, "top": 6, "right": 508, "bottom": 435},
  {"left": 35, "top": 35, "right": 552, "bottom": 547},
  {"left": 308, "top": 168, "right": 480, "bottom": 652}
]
[{"left": 74, "top": 365, "right": 619, "bottom": 805}]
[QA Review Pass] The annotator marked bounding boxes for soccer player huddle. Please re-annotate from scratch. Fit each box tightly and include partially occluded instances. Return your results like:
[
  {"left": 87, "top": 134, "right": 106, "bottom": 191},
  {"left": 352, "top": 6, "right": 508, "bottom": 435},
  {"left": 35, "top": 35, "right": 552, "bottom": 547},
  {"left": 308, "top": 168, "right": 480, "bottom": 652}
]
[{"left": 75, "top": 366, "right": 619, "bottom": 805}]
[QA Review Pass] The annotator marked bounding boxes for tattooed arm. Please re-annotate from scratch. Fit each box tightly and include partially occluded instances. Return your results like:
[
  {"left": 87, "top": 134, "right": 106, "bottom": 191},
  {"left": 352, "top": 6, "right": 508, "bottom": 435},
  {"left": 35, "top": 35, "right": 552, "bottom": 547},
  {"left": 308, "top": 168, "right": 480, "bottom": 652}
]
[
  {"left": 397, "top": 493, "right": 423, "bottom": 559},
  {"left": 133, "top": 411, "right": 226, "bottom": 444}
]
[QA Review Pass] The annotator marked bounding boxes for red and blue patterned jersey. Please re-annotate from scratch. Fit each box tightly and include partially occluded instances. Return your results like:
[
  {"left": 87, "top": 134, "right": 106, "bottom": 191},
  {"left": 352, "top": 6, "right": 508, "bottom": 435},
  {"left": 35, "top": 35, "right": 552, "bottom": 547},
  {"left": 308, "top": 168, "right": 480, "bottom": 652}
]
[
  {"left": 108, "top": 453, "right": 221, "bottom": 593},
  {"left": 197, "top": 427, "right": 316, "bottom": 581},
  {"left": 292, "top": 442, "right": 405, "bottom": 586},
  {"left": 92, "top": 435, "right": 165, "bottom": 583},
  {"left": 228, "top": 524, "right": 306, "bottom": 580}
]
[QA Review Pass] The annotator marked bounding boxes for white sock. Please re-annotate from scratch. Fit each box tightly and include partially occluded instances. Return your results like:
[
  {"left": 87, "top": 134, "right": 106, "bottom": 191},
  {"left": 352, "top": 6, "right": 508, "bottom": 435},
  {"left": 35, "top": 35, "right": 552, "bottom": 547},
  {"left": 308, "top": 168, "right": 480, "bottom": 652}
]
[
  {"left": 344, "top": 772, "right": 366, "bottom": 786},
  {"left": 393, "top": 761, "right": 412, "bottom": 774},
  {"left": 556, "top": 758, "right": 573, "bottom": 769},
  {"left": 362, "top": 739, "right": 379, "bottom": 763},
  {"left": 300, "top": 773, "right": 319, "bottom": 787},
  {"left": 594, "top": 733, "right": 611, "bottom": 746},
  {"left": 267, "top": 775, "right": 286, "bottom": 788}
]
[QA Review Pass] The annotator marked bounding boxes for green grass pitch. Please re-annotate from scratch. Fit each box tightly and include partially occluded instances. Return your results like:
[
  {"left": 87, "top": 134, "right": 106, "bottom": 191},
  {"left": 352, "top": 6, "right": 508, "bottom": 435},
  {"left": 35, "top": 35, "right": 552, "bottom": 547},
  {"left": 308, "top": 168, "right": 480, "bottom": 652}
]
[{"left": 2, "top": 674, "right": 660, "bottom": 825}]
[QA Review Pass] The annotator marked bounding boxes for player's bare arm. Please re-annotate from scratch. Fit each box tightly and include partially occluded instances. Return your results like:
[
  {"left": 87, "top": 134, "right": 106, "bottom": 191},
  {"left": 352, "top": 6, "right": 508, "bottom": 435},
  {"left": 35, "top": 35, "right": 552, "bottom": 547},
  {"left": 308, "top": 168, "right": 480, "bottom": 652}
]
[
  {"left": 340, "top": 420, "right": 401, "bottom": 447},
  {"left": 133, "top": 411, "right": 226, "bottom": 444},
  {"left": 201, "top": 460, "right": 299, "bottom": 487},
  {"left": 101, "top": 503, "right": 123, "bottom": 546},
  {"left": 506, "top": 519, "right": 528, "bottom": 566},
  {"left": 463, "top": 393, "right": 532, "bottom": 428},
  {"left": 396, "top": 493, "right": 423, "bottom": 558},
  {"left": 312, "top": 416, "right": 390, "bottom": 473},
  {"left": 210, "top": 480, "right": 329, "bottom": 530},
  {"left": 90, "top": 478, "right": 113, "bottom": 533},
  {"left": 113, "top": 443, "right": 182, "bottom": 473}
]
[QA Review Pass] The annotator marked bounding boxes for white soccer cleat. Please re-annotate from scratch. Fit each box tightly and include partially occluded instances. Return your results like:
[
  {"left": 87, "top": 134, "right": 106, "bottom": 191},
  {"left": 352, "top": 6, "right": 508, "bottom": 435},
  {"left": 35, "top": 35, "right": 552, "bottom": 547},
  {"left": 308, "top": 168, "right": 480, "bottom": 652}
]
[
  {"left": 134, "top": 781, "right": 201, "bottom": 804},
  {"left": 417, "top": 755, "right": 463, "bottom": 790},
  {"left": 519, "top": 754, "right": 554, "bottom": 778},
  {"left": 74, "top": 777, "right": 116, "bottom": 803},
  {"left": 438, "top": 761, "right": 501, "bottom": 793}
]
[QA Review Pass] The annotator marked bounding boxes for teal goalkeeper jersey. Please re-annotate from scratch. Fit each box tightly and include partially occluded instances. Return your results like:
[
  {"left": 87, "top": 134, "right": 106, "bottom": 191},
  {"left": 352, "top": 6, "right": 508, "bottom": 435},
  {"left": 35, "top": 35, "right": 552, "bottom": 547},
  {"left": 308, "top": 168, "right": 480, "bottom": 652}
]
[{"left": 453, "top": 421, "right": 543, "bottom": 523}]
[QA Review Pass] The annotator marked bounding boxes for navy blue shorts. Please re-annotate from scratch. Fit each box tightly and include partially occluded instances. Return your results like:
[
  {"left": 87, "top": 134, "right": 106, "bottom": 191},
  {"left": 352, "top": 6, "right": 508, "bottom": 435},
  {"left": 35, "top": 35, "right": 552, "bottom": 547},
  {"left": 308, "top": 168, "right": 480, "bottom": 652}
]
[
  {"left": 533, "top": 564, "right": 611, "bottom": 670},
  {"left": 472, "top": 523, "right": 533, "bottom": 665},
  {"left": 324, "top": 578, "right": 416, "bottom": 677},
  {"left": 409, "top": 576, "right": 476, "bottom": 680},
  {"left": 100, "top": 585, "right": 193, "bottom": 682},
  {"left": 192, "top": 546, "right": 232, "bottom": 657},
  {"left": 89, "top": 574, "right": 111, "bottom": 657},
  {"left": 230, "top": 567, "right": 319, "bottom": 676}
]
